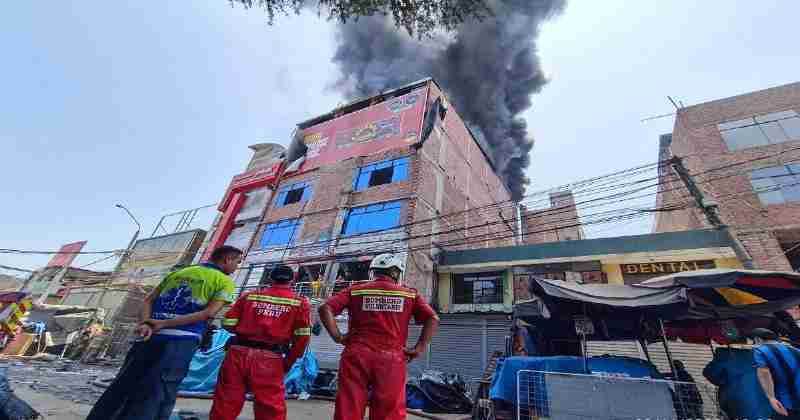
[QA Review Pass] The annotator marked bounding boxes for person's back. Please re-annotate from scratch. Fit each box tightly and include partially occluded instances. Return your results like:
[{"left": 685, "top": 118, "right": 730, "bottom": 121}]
[
  {"left": 319, "top": 253, "right": 439, "bottom": 420},
  {"left": 752, "top": 328, "right": 800, "bottom": 418},
  {"left": 211, "top": 265, "right": 311, "bottom": 420},
  {"left": 87, "top": 246, "right": 241, "bottom": 420},
  {"left": 337, "top": 278, "right": 421, "bottom": 351},
  {"left": 755, "top": 341, "right": 800, "bottom": 412},
  {"left": 150, "top": 264, "right": 235, "bottom": 340}
]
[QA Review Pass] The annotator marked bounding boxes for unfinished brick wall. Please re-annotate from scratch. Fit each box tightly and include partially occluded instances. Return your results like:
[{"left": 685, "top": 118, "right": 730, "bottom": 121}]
[
  {"left": 655, "top": 82, "right": 800, "bottom": 270},
  {"left": 523, "top": 191, "right": 583, "bottom": 245}
]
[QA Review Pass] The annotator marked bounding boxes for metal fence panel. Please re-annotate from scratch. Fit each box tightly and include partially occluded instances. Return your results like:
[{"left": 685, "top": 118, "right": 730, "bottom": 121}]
[{"left": 517, "top": 370, "right": 725, "bottom": 420}]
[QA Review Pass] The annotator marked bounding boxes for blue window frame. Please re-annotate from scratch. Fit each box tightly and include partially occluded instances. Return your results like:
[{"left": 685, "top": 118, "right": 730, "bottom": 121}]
[
  {"left": 275, "top": 181, "right": 313, "bottom": 207},
  {"left": 342, "top": 201, "right": 402, "bottom": 236},
  {"left": 260, "top": 218, "right": 303, "bottom": 248},
  {"left": 353, "top": 157, "right": 410, "bottom": 192}
]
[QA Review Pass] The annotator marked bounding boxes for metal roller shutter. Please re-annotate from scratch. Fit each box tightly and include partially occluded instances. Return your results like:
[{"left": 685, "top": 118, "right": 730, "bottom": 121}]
[
  {"left": 587, "top": 341, "right": 643, "bottom": 360},
  {"left": 644, "top": 342, "right": 714, "bottom": 387},
  {"left": 487, "top": 322, "right": 512, "bottom": 359},
  {"left": 311, "top": 319, "right": 347, "bottom": 370},
  {"left": 406, "top": 325, "right": 426, "bottom": 377},
  {"left": 429, "top": 321, "right": 485, "bottom": 381}
]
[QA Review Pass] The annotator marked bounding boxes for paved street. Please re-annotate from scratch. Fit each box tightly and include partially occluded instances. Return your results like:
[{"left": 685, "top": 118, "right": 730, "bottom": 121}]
[
  {"left": 2, "top": 359, "right": 466, "bottom": 420},
  {"left": 13, "top": 386, "right": 337, "bottom": 420}
]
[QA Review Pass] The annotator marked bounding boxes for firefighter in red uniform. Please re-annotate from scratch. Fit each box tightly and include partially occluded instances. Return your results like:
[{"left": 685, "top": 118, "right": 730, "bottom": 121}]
[
  {"left": 319, "top": 253, "right": 440, "bottom": 420},
  {"left": 210, "top": 264, "right": 311, "bottom": 420}
]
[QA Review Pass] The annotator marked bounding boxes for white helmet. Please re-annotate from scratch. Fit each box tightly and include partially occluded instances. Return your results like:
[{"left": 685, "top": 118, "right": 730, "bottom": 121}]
[{"left": 369, "top": 253, "right": 405, "bottom": 273}]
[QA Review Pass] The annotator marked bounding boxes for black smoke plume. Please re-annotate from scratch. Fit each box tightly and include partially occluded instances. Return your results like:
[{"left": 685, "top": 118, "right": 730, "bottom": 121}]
[{"left": 331, "top": 0, "right": 566, "bottom": 201}]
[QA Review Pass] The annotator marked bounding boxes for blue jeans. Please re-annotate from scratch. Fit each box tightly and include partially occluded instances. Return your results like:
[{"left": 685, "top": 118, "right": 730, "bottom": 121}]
[{"left": 86, "top": 338, "right": 198, "bottom": 420}]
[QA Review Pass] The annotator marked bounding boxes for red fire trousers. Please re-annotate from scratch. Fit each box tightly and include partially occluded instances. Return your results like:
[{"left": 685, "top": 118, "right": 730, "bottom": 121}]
[
  {"left": 334, "top": 343, "right": 407, "bottom": 420},
  {"left": 210, "top": 345, "right": 286, "bottom": 420}
]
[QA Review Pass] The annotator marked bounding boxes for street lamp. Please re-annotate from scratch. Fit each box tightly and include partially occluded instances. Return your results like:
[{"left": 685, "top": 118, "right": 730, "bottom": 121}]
[
  {"left": 114, "top": 204, "right": 141, "bottom": 273},
  {"left": 115, "top": 204, "right": 142, "bottom": 232}
]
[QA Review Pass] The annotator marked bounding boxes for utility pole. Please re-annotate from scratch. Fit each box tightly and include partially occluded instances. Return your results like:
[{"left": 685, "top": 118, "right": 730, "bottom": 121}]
[{"left": 670, "top": 156, "right": 755, "bottom": 269}]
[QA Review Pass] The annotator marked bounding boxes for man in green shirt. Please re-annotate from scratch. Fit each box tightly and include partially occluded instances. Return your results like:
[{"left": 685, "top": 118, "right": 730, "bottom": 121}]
[{"left": 87, "top": 245, "right": 242, "bottom": 420}]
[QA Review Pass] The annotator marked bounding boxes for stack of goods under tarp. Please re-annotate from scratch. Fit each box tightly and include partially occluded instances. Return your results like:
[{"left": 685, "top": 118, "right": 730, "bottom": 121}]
[{"left": 406, "top": 371, "right": 473, "bottom": 414}]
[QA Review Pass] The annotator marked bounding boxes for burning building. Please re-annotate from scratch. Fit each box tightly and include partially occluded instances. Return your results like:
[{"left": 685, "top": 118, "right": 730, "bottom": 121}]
[{"left": 197, "top": 78, "right": 582, "bottom": 375}]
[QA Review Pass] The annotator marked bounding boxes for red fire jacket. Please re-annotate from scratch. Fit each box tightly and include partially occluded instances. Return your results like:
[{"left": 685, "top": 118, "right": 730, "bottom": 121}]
[
  {"left": 324, "top": 276, "right": 436, "bottom": 352},
  {"left": 223, "top": 284, "right": 311, "bottom": 368}
]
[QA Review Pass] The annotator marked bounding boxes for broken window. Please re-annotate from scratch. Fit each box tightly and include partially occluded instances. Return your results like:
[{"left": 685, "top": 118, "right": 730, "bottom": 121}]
[
  {"left": 453, "top": 271, "right": 504, "bottom": 305},
  {"left": 332, "top": 261, "right": 372, "bottom": 294},
  {"left": 259, "top": 218, "right": 303, "bottom": 249},
  {"left": 353, "top": 157, "right": 410, "bottom": 191},
  {"left": 295, "top": 264, "right": 325, "bottom": 297},
  {"left": 276, "top": 181, "right": 313, "bottom": 207},
  {"left": 719, "top": 110, "right": 800, "bottom": 151},
  {"left": 341, "top": 201, "right": 402, "bottom": 236}
]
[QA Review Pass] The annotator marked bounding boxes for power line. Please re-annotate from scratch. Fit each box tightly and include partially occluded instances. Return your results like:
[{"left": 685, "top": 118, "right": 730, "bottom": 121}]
[{"left": 7, "top": 146, "right": 800, "bottom": 260}]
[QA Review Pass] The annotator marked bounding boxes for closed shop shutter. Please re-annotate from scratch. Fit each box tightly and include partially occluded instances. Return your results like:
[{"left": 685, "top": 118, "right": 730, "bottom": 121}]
[
  {"left": 644, "top": 342, "right": 714, "bottom": 387},
  {"left": 587, "top": 341, "right": 643, "bottom": 360},
  {"left": 311, "top": 318, "right": 347, "bottom": 370},
  {"left": 429, "top": 319, "right": 486, "bottom": 381},
  {"left": 407, "top": 325, "right": 425, "bottom": 377},
  {"left": 487, "top": 322, "right": 512, "bottom": 359}
]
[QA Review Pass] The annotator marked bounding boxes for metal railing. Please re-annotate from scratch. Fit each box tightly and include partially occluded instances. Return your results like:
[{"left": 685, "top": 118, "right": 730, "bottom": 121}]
[{"left": 517, "top": 370, "right": 726, "bottom": 420}]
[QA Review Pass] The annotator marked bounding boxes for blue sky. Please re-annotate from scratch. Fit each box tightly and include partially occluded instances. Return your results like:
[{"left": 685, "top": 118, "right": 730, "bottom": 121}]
[{"left": 2, "top": 1, "right": 799, "bottom": 272}]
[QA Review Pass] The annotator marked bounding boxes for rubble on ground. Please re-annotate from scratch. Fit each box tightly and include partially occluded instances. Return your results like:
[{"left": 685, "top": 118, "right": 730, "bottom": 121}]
[{"left": 1, "top": 358, "right": 117, "bottom": 405}]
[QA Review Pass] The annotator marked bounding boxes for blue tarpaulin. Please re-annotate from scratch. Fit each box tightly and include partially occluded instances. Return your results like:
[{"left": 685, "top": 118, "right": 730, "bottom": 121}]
[
  {"left": 178, "top": 330, "right": 319, "bottom": 397},
  {"left": 178, "top": 329, "right": 232, "bottom": 394},
  {"left": 284, "top": 350, "right": 319, "bottom": 396},
  {"left": 489, "top": 356, "right": 663, "bottom": 404}
]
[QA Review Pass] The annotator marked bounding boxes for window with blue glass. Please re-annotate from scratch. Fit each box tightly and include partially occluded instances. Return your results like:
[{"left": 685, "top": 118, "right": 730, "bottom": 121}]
[
  {"left": 275, "top": 181, "right": 313, "bottom": 207},
  {"left": 353, "top": 157, "right": 410, "bottom": 191},
  {"left": 260, "top": 219, "right": 303, "bottom": 248},
  {"left": 342, "top": 201, "right": 402, "bottom": 236}
]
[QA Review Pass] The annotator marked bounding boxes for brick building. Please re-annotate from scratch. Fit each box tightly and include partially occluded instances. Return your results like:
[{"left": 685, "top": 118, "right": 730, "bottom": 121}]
[
  {"left": 522, "top": 191, "right": 584, "bottom": 244},
  {"left": 195, "top": 78, "right": 587, "bottom": 372},
  {"left": 203, "top": 78, "right": 521, "bottom": 304},
  {"left": 655, "top": 82, "right": 800, "bottom": 271}
]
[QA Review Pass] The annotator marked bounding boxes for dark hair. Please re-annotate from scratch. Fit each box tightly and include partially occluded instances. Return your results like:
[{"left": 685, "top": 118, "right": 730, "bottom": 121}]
[
  {"left": 270, "top": 265, "right": 294, "bottom": 283},
  {"left": 209, "top": 246, "right": 243, "bottom": 263},
  {"left": 371, "top": 267, "right": 399, "bottom": 280}
]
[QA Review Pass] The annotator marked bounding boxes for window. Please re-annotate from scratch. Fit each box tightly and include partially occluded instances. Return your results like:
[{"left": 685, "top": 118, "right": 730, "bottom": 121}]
[
  {"left": 453, "top": 272, "right": 504, "bottom": 305},
  {"left": 275, "top": 182, "right": 312, "bottom": 207},
  {"left": 341, "top": 201, "right": 402, "bottom": 236},
  {"left": 353, "top": 157, "right": 409, "bottom": 191},
  {"left": 750, "top": 164, "right": 800, "bottom": 205},
  {"left": 259, "top": 218, "right": 303, "bottom": 248},
  {"left": 719, "top": 110, "right": 800, "bottom": 151}
]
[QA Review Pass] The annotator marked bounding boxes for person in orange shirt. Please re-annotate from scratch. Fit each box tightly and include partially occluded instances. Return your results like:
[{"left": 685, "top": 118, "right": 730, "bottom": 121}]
[
  {"left": 319, "top": 253, "right": 439, "bottom": 420},
  {"left": 210, "top": 264, "right": 310, "bottom": 420}
]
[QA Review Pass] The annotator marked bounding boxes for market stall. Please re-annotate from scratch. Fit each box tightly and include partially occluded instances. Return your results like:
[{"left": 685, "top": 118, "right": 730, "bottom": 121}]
[{"left": 487, "top": 269, "right": 800, "bottom": 420}]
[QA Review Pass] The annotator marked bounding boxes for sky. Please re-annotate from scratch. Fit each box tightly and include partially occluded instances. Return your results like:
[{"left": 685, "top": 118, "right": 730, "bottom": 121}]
[{"left": 2, "top": 1, "right": 799, "bottom": 273}]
